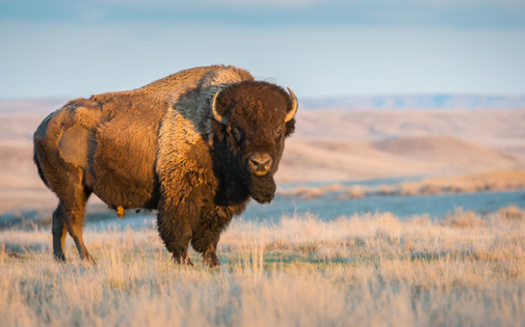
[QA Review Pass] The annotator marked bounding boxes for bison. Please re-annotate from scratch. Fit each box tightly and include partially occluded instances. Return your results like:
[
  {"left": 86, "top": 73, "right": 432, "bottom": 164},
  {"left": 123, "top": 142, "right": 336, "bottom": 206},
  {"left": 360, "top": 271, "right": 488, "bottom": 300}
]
[{"left": 33, "top": 65, "right": 298, "bottom": 266}]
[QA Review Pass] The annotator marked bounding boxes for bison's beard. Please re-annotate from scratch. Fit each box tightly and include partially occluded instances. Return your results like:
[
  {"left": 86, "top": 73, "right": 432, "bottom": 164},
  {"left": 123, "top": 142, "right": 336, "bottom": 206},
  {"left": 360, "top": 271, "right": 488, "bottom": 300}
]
[{"left": 249, "top": 174, "right": 276, "bottom": 204}]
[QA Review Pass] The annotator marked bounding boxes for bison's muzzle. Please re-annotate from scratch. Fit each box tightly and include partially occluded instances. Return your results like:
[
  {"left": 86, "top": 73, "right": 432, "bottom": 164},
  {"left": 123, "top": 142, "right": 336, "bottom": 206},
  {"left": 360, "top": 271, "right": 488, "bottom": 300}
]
[{"left": 249, "top": 152, "right": 273, "bottom": 176}]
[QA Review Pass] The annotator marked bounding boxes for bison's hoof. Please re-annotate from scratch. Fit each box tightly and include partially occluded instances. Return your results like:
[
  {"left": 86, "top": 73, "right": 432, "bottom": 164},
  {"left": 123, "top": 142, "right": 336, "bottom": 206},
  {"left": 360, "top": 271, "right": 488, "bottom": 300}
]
[
  {"left": 53, "top": 253, "right": 66, "bottom": 263},
  {"left": 203, "top": 253, "right": 221, "bottom": 268},
  {"left": 174, "top": 255, "right": 193, "bottom": 266},
  {"left": 82, "top": 255, "right": 97, "bottom": 266}
]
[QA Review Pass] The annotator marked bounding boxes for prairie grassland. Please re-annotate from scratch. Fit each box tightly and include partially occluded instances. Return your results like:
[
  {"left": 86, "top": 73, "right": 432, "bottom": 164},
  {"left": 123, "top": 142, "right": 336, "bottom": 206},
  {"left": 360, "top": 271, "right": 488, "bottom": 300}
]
[{"left": 1, "top": 207, "right": 525, "bottom": 327}]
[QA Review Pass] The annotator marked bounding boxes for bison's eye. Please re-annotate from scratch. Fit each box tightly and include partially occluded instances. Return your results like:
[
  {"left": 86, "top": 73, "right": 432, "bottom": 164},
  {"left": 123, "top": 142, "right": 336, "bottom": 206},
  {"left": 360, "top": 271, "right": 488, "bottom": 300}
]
[
  {"left": 276, "top": 127, "right": 282, "bottom": 139},
  {"left": 232, "top": 128, "right": 242, "bottom": 142}
]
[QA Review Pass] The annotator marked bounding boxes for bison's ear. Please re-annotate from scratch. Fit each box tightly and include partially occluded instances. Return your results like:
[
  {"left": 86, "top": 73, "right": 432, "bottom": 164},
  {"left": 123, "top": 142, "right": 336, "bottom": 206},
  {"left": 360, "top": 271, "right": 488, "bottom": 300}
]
[
  {"left": 285, "top": 118, "right": 295, "bottom": 137},
  {"left": 284, "top": 87, "right": 298, "bottom": 137}
]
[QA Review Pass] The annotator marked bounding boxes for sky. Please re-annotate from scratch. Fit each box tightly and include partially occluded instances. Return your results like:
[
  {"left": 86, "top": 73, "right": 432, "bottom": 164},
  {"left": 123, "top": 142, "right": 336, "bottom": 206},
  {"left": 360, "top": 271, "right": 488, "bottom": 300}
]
[{"left": 1, "top": 0, "right": 525, "bottom": 99}]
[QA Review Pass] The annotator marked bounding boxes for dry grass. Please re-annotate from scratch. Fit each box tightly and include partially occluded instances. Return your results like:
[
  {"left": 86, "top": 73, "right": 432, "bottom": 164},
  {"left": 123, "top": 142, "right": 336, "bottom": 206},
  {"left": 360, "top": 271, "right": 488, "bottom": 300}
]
[{"left": 1, "top": 208, "right": 525, "bottom": 326}]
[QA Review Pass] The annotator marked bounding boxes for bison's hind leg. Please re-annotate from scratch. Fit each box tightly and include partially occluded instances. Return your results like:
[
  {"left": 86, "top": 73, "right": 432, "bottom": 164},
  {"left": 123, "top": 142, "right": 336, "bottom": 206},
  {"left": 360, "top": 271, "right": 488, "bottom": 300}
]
[
  {"left": 34, "top": 116, "right": 95, "bottom": 263},
  {"left": 52, "top": 203, "right": 68, "bottom": 262},
  {"left": 52, "top": 170, "right": 94, "bottom": 264},
  {"left": 63, "top": 186, "right": 94, "bottom": 264},
  {"left": 51, "top": 186, "right": 94, "bottom": 263}
]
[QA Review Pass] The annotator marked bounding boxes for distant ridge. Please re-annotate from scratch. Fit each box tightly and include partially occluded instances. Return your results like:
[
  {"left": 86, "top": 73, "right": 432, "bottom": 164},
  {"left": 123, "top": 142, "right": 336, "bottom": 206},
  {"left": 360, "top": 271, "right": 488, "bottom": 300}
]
[
  {"left": 0, "top": 98, "right": 68, "bottom": 114},
  {"left": 1, "top": 95, "right": 525, "bottom": 113},
  {"left": 301, "top": 94, "right": 525, "bottom": 110}
]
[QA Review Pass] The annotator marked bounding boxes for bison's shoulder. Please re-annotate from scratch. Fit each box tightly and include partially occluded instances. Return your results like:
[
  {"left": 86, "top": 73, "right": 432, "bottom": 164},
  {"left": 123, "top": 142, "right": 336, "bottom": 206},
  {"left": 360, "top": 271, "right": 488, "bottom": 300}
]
[{"left": 156, "top": 105, "right": 215, "bottom": 201}]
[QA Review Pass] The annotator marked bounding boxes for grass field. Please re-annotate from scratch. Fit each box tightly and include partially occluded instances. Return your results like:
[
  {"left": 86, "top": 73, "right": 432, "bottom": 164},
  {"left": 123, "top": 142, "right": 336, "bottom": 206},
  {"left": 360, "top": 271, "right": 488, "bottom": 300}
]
[{"left": 1, "top": 207, "right": 525, "bottom": 326}]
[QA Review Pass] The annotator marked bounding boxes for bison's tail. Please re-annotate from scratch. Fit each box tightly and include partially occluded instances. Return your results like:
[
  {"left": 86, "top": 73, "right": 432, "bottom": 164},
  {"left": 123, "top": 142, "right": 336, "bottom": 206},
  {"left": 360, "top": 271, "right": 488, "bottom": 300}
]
[
  {"left": 33, "top": 140, "right": 51, "bottom": 189},
  {"left": 33, "top": 112, "right": 55, "bottom": 189}
]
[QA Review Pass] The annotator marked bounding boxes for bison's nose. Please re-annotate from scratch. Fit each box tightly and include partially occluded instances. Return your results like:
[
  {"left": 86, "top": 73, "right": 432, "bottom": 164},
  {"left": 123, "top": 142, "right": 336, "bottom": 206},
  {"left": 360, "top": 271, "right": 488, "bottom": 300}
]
[{"left": 249, "top": 153, "right": 273, "bottom": 176}]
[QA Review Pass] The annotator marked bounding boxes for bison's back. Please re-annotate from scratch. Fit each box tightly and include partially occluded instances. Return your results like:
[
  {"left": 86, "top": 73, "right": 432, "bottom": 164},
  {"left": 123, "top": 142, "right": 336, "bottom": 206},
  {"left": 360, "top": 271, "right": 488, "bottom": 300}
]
[{"left": 139, "top": 65, "right": 253, "bottom": 103}]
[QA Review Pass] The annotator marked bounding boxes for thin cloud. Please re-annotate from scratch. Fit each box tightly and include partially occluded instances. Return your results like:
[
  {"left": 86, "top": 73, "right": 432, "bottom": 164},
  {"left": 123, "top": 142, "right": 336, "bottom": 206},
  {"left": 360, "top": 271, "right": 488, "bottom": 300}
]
[
  {"left": 205, "top": 0, "right": 327, "bottom": 5},
  {"left": 93, "top": 0, "right": 329, "bottom": 6}
]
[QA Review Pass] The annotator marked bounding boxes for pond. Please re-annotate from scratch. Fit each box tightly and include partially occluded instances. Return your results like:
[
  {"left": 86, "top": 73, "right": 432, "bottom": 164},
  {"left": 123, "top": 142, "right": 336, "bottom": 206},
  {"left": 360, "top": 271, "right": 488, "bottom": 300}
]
[{"left": 245, "top": 189, "right": 525, "bottom": 223}]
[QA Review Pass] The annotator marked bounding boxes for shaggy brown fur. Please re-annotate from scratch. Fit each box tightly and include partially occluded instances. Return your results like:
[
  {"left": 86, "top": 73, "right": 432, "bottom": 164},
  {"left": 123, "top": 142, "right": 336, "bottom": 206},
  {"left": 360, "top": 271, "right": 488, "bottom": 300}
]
[{"left": 33, "top": 65, "right": 297, "bottom": 266}]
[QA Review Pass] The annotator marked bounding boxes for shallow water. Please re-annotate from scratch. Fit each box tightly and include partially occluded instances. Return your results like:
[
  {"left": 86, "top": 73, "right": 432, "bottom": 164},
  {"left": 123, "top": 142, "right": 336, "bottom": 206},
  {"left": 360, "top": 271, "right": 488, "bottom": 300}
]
[{"left": 246, "top": 189, "right": 525, "bottom": 223}]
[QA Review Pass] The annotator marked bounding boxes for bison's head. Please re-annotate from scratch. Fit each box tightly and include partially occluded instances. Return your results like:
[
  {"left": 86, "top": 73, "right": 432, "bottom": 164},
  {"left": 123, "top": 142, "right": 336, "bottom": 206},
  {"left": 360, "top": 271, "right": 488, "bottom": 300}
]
[{"left": 211, "top": 81, "right": 298, "bottom": 204}]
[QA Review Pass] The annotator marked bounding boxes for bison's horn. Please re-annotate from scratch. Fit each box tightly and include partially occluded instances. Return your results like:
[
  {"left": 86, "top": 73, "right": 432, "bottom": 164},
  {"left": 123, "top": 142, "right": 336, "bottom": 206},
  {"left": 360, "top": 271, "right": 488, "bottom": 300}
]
[
  {"left": 211, "top": 89, "right": 228, "bottom": 125},
  {"left": 285, "top": 87, "right": 298, "bottom": 123}
]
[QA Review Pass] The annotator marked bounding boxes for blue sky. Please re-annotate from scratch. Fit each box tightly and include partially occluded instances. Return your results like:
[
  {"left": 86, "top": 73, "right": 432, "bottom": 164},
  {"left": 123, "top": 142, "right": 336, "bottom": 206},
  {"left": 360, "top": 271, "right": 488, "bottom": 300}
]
[{"left": 1, "top": 0, "right": 524, "bottom": 98}]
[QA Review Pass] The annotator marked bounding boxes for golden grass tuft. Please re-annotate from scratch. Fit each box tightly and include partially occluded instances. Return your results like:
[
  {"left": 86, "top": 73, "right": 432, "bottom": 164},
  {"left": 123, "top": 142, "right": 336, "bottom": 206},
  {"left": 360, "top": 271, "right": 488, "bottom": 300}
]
[
  {"left": 498, "top": 205, "right": 525, "bottom": 221},
  {"left": 443, "top": 208, "right": 487, "bottom": 229}
]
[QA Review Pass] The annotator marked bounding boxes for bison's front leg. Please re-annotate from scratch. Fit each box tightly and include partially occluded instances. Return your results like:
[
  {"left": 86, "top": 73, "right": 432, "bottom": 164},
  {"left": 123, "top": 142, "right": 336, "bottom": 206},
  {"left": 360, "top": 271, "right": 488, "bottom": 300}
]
[
  {"left": 156, "top": 207, "right": 194, "bottom": 266},
  {"left": 191, "top": 212, "right": 231, "bottom": 267},
  {"left": 191, "top": 229, "right": 221, "bottom": 267}
]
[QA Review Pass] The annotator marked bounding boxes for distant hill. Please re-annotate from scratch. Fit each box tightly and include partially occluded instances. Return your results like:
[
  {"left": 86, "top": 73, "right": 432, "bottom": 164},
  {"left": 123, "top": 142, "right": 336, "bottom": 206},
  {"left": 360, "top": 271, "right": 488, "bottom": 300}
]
[
  {"left": 0, "top": 98, "right": 68, "bottom": 114},
  {"left": 0, "top": 98, "right": 524, "bottom": 211},
  {"left": 301, "top": 94, "right": 525, "bottom": 110},
  {"left": 1, "top": 95, "right": 525, "bottom": 114},
  {"left": 278, "top": 136, "right": 521, "bottom": 183}
]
